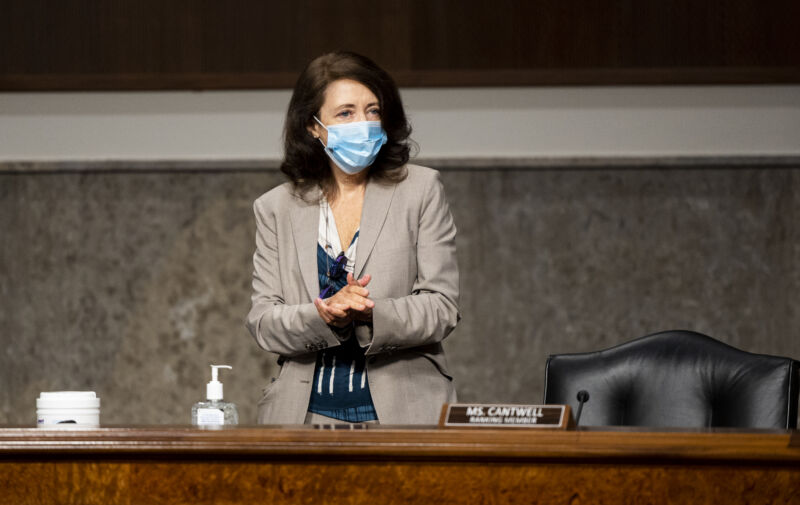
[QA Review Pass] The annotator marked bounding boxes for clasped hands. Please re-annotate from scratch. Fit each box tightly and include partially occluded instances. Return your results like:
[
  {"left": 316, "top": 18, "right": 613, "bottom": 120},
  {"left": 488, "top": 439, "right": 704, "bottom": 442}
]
[{"left": 314, "top": 273, "right": 374, "bottom": 328}]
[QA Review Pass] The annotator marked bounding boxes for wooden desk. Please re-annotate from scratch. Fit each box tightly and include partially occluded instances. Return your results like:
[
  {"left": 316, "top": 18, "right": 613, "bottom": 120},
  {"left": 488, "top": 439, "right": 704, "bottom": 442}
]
[{"left": 1, "top": 426, "right": 798, "bottom": 504}]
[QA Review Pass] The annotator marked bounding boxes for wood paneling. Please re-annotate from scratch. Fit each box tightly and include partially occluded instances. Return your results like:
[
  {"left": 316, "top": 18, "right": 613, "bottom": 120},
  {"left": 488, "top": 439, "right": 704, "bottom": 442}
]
[
  {"left": 1, "top": 0, "right": 798, "bottom": 90},
  {"left": 3, "top": 460, "right": 800, "bottom": 504},
  {"left": 1, "top": 427, "right": 799, "bottom": 504},
  {"left": 3, "top": 426, "right": 800, "bottom": 459}
]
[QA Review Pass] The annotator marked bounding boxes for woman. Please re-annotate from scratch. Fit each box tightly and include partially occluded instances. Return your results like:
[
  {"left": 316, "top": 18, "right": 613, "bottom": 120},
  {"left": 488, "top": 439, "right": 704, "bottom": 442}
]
[{"left": 246, "top": 51, "right": 459, "bottom": 425}]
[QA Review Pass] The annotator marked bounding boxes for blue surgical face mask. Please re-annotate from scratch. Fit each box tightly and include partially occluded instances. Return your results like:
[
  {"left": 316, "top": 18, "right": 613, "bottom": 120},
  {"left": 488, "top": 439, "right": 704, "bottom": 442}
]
[{"left": 314, "top": 116, "right": 388, "bottom": 174}]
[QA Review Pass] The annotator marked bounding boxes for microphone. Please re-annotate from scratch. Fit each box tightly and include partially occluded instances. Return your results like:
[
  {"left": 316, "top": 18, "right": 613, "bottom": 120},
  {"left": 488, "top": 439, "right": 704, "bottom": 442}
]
[{"left": 575, "top": 390, "right": 590, "bottom": 427}]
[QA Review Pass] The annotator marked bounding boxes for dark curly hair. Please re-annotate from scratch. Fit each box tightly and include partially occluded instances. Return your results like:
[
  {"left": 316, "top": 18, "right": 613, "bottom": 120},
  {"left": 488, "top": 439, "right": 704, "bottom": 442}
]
[{"left": 280, "top": 52, "right": 412, "bottom": 198}]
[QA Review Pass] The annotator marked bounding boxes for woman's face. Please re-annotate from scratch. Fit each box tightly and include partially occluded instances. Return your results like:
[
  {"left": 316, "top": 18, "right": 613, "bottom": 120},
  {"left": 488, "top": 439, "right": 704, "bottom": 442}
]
[{"left": 309, "top": 78, "right": 381, "bottom": 147}]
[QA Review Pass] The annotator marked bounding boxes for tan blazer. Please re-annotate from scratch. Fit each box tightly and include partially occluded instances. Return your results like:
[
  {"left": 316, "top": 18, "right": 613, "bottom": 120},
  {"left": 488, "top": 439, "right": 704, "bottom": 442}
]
[{"left": 246, "top": 164, "right": 460, "bottom": 424}]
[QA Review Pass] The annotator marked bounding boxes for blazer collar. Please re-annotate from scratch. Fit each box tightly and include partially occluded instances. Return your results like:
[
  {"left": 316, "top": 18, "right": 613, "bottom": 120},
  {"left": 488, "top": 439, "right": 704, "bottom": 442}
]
[
  {"left": 288, "top": 179, "right": 396, "bottom": 301},
  {"left": 289, "top": 185, "right": 322, "bottom": 302},
  {"left": 356, "top": 179, "right": 396, "bottom": 278}
]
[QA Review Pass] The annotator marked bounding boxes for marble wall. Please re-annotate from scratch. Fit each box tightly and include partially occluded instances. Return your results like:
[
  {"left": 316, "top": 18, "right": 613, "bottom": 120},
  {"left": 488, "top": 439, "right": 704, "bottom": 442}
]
[{"left": 1, "top": 160, "right": 798, "bottom": 425}]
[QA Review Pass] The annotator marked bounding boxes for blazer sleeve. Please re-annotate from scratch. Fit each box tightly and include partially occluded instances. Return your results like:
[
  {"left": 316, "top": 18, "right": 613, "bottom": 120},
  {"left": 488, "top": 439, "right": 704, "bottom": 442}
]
[
  {"left": 360, "top": 171, "right": 461, "bottom": 354},
  {"left": 245, "top": 196, "right": 342, "bottom": 358}
]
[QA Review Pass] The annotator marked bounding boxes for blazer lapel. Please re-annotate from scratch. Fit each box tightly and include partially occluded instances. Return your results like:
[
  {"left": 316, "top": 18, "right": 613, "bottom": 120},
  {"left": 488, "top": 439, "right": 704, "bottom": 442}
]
[
  {"left": 356, "top": 180, "right": 396, "bottom": 279},
  {"left": 289, "top": 187, "right": 322, "bottom": 302}
]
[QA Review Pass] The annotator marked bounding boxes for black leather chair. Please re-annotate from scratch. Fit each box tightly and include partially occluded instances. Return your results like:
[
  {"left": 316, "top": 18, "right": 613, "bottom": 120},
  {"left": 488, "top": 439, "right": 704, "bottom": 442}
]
[{"left": 544, "top": 330, "right": 799, "bottom": 429}]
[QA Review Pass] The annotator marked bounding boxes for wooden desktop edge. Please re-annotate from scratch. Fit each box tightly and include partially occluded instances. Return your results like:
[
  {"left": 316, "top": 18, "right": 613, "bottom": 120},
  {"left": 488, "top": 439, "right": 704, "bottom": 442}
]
[{"left": 0, "top": 426, "right": 797, "bottom": 463}]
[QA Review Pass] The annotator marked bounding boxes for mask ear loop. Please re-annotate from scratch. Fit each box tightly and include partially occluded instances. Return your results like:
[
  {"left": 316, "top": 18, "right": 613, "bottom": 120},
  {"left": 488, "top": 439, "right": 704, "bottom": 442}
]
[{"left": 313, "top": 116, "right": 328, "bottom": 148}]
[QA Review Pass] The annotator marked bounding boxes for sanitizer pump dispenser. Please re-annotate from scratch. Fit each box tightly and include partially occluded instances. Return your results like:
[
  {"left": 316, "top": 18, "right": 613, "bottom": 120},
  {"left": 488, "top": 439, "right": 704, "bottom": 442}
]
[{"left": 192, "top": 365, "right": 239, "bottom": 427}]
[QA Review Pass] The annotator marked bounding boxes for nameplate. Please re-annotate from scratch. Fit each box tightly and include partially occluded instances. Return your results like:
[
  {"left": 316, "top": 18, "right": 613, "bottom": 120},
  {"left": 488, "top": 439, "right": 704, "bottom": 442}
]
[{"left": 439, "top": 403, "right": 572, "bottom": 429}]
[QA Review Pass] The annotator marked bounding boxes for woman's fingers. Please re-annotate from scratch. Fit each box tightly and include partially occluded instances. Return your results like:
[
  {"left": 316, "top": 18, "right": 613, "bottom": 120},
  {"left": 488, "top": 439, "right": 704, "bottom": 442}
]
[
  {"left": 343, "top": 283, "right": 370, "bottom": 298},
  {"left": 315, "top": 297, "right": 353, "bottom": 327},
  {"left": 313, "top": 297, "right": 333, "bottom": 324},
  {"left": 327, "top": 302, "right": 350, "bottom": 318},
  {"left": 328, "top": 286, "right": 374, "bottom": 310},
  {"left": 317, "top": 297, "right": 348, "bottom": 318},
  {"left": 347, "top": 272, "right": 372, "bottom": 289},
  {"left": 348, "top": 272, "right": 372, "bottom": 288},
  {"left": 319, "top": 273, "right": 375, "bottom": 322},
  {"left": 342, "top": 293, "right": 374, "bottom": 310}
]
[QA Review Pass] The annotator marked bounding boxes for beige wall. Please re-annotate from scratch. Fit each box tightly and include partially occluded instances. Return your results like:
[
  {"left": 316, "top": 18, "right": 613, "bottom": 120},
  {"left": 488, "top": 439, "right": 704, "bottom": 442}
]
[{"left": 1, "top": 86, "right": 799, "bottom": 161}]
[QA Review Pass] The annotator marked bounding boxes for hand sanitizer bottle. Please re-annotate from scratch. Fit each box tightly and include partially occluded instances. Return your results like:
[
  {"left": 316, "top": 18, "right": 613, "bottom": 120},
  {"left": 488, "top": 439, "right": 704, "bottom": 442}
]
[{"left": 192, "top": 365, "right": 239, "bottom": 427}]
